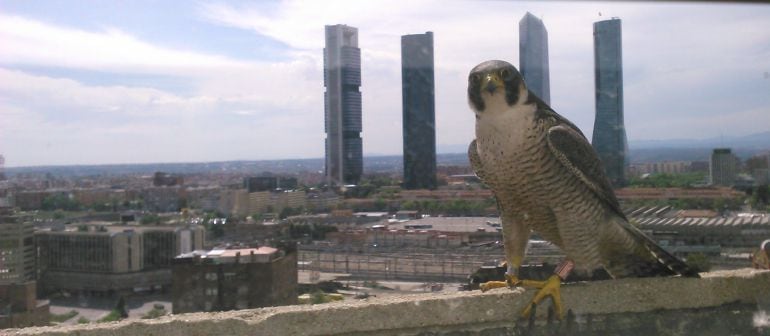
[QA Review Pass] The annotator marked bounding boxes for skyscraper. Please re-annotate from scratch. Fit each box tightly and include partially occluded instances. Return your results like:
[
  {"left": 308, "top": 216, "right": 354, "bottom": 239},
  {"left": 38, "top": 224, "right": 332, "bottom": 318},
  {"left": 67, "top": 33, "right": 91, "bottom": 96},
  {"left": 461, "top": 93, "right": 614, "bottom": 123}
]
[
  {"left": 519, "top": 12, "right": 551, "bottom": 105},
  {"left": 710, "top": 148, "right": 738, "bottom": 186},
  {"left": 592, "top": 18, "right": 628, "bottom": 187},
  {"left": 324, "top": 24, "right": 363, "bottom": 185},
  {"left": 401, "top": 32, "right": 437, "bottom": 190}
]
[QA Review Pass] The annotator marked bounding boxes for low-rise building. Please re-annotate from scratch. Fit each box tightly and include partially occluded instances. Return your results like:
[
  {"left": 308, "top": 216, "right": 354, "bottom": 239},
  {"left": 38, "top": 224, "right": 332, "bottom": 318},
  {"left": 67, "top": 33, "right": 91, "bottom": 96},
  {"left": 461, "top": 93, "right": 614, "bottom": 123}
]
[{"left": 172, "top": 244, "right": 297, "bottom": 314}]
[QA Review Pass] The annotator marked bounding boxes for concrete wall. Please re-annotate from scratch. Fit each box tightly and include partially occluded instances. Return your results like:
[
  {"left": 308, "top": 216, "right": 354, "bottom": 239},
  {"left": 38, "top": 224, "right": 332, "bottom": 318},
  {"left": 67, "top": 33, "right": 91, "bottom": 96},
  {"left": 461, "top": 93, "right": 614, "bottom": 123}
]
[{"left": 8, "top": 269, "right": 770, "bottom": 336}]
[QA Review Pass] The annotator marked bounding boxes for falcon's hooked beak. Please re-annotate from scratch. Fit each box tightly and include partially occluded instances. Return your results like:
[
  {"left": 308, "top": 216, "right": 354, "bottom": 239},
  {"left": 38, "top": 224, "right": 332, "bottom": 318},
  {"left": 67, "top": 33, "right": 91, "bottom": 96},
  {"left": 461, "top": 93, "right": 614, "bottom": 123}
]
[{"left": 483, "top": 73, "right": 504, "bottom": 95}]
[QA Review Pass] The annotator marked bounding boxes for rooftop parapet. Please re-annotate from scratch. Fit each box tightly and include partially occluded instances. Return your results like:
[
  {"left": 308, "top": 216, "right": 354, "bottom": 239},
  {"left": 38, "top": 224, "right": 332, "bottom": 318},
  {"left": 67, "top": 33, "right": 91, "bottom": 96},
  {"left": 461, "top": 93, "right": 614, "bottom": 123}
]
[{"left": 6, "top": 269, "right": 769, "bottom": 336}]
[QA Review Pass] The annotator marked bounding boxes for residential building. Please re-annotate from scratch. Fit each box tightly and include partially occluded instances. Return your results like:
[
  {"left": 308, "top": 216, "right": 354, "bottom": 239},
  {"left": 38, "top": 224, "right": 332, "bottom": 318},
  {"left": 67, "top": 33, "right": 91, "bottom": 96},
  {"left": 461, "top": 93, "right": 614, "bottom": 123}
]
[
  {"left": 0, "top": 207, "right": 49, "bottom": 329},
  {"left": 140, "top": 186, "right": 182, "bottom": 212},
  {"left": 247, "top": 190, "right": 307, "bottom": 214},
  {"left": 182, "top": 186, "right": 221, "bottom": 211},
  {"left": 0, "top": 208, "right": 35, "bottom": 284},
  {"left": 171, "top": 244, "right": 297, "bottom": 314},
  {"left": 710, "top": 148, "right": 738, "bottom": 186},
  {"left": 628, "top": 161, "right": 691, "bottom": 176},
  {"left": 324, "top": 24, "right": 363, "bottom": 185},
  {"left": 401, "top": 32, "right": 437, "bottom": 190},
  {"left": 519, "top": 12, "right": 550, "bottom": 104},
  {"left": 218, "top": 189, "right": 250, "bottom": 217},
  {"left": 72, "top": 188, "right": 126, "bottom": 209},
  {"left": 218, "top": 189, "right": 307, "bottom": 217},
  {"left": 591, "top": 18, "right": 628, "bottom": 187},
  {"left": 243, "top": 176, "right": 299, "bottom": 192}
]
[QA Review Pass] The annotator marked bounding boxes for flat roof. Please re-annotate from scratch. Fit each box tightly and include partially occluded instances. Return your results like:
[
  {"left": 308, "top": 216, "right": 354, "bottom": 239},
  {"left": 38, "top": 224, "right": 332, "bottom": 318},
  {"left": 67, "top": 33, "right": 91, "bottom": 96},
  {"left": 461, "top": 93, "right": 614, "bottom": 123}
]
[{"left": 386, "top": 217, "right": 501, "bottom": 233}]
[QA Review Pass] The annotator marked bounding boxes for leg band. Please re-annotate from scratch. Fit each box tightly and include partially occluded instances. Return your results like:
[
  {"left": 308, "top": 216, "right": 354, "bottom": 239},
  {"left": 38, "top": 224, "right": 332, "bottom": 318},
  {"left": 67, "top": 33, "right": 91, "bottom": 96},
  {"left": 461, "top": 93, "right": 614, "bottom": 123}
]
[{"left": 554, "top": 259, "right": 574, "bottom": 280}]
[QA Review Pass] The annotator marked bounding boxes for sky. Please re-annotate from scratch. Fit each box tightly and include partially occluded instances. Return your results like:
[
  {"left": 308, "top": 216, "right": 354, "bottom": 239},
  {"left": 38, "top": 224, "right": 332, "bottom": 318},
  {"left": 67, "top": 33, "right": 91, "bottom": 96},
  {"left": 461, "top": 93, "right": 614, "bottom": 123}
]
[{"left": 1, "top": 1, "right": 769, "bottom": 167}]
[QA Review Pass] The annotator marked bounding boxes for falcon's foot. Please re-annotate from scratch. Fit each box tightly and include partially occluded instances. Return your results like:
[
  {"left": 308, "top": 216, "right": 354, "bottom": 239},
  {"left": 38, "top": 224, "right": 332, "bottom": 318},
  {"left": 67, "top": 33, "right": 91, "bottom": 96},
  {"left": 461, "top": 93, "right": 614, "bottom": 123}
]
[
  {"left": 479, "top": 274, "right": 520, "bottom": 292},
  {"left": 521, "top": 275, "right": 563, "bottom": 319}
]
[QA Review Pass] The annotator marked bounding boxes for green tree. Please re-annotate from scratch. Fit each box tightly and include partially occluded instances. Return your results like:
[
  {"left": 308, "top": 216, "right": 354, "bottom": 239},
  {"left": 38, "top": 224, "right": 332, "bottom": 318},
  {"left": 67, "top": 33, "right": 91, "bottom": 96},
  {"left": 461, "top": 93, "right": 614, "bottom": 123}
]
[
  {"left": 114, "top": 296, "right": 128, "bottom": 318},
  {"left": 140, "top": 214, "right": 161, "bottom": 225},
  {"left": 750, "top": 184, "right": 770, "bottom": 210},
  {"left": 41, "top": 194, "right": 81, "bottom": 211}
]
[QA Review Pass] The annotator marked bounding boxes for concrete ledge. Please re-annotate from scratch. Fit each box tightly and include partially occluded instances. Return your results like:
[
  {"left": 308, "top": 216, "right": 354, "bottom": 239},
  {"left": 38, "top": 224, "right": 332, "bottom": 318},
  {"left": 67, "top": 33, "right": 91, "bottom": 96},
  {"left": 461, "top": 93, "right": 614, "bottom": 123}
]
[{"left": 5, "top": 269, "right": 769, "bottom": 336}]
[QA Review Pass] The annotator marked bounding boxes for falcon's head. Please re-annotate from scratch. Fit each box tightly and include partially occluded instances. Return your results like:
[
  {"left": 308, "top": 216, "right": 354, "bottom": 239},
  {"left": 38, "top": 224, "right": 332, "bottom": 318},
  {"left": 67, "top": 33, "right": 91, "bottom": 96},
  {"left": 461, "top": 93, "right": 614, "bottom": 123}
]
[{"left": 467, "top": 60, "right": 527, "bottom": 116}]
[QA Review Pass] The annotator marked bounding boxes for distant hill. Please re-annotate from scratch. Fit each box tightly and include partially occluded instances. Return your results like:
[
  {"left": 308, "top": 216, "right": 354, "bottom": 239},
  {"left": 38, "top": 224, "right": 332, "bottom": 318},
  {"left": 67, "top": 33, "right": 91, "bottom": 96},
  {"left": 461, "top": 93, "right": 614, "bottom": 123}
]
[
  {"left": 630, "top": 131, "right": 770, "bottom": 151},
  {"left": 5, "top": 153, "right": 472, "bottom": 178},
  {"left": 6, "top": 132, "right": 766, "bottom": 177},
  {"left": 628, "top": 131, "right": 770, "bottom": 163},
  {"left": 439, "top": 132, "right": 770, "bottom": 163}
]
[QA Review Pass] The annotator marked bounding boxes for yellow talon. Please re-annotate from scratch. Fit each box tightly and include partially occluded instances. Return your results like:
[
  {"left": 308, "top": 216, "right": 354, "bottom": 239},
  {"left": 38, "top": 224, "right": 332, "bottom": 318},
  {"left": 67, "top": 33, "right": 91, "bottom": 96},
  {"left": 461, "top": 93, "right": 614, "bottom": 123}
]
[
  {"left": 480, "top": 274, "right": 520, "bottom": 292},
  {"left": 521, "top": 274, "right": 563, "bottom": 319},
  {"left": 478, "top": 271, "right": 564, "bottom": 320}
]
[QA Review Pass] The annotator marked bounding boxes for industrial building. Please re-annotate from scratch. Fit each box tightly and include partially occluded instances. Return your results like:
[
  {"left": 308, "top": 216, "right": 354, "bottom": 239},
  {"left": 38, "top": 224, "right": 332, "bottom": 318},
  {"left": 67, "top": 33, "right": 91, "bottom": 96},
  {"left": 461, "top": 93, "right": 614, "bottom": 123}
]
[
  {"left": 628, "top": 206, "right": 770, "bottom": 250},
  {"left": 172, "top": 244, "right": 297, "bottom": 314},
  {"left": 35, "top": 224, "right": 205, "bottom": 294}
]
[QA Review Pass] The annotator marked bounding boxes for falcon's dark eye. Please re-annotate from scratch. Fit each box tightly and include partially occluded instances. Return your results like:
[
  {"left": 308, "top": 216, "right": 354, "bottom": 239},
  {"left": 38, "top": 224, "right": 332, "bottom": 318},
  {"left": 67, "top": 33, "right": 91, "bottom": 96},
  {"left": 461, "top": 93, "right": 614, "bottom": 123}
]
[
  {"left": 470, "top": 73, "right": 481, "bottom": 84},
  {"left": 500, "top": 68, "right": 512, "bottom": 80}
]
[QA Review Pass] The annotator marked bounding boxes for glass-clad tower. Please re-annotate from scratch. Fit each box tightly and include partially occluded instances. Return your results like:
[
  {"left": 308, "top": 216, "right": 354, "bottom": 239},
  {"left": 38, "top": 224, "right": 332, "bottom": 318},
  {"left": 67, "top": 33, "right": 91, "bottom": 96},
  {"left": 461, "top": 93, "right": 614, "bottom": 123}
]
[
  {"left": 401, "top": 32, "right": 437, "bottom": 190},
  {"left": 324, "top": 24, "right": 362, "bottom": 185},
  {"left": 710, "top": 148, "right": 738, "bottom": 186},
  {"left": 519, "top": 12, "right": 550, "bottom": 105},
  {"left": 592, "top": 18, "right": 628, "bottom": 187}
]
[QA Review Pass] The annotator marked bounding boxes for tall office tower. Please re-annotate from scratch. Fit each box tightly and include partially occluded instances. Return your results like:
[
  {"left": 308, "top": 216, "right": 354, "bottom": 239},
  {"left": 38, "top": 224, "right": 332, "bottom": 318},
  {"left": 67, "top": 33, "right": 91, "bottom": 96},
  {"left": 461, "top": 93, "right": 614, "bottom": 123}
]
[
  {"left": 592, "top": 18, "right": 628, "bottom": 187},
  {"left": 710, "top": 148, "right": 738, "bottom": 186},
  {"left": 401, "top": 32, "right": 437, "bottom": 190},
  {"left": 324, "top": 24, "right": 363, "bottom": 185},
  {"left": 519, "top": 12, "right": 551, "bottom": 105}
]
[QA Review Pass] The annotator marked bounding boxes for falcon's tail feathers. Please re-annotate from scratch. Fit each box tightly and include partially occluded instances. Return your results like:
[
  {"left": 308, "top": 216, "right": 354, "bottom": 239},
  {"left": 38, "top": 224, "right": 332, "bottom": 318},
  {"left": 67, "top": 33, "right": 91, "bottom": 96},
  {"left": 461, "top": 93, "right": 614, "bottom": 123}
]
[
  {"left": 612, "top": 216, "right": 701, "bottom": 279},
  {"left": 642, "top": 234, "right": 701, "bottom": 278}
]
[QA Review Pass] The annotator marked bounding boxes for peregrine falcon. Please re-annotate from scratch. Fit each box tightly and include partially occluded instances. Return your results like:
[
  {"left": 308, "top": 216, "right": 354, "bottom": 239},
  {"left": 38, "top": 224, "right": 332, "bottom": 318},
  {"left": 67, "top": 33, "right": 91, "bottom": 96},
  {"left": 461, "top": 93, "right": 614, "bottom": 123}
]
[{"left": 467, "top": 60, "right": 699, "bottom": 318}]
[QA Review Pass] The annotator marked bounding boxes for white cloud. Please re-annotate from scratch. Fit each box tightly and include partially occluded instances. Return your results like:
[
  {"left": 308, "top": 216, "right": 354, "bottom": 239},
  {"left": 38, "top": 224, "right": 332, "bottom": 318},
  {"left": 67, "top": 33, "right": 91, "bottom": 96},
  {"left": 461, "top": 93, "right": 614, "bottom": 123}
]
[
  {"left": 0, "top": 68, "right": 324, "bottom": 166},
  {"left": 2, "top": 1, "right": 770, "bottom": 167},
  {"left": 0, "top": 14, "right": 251, "bottom": 72}
]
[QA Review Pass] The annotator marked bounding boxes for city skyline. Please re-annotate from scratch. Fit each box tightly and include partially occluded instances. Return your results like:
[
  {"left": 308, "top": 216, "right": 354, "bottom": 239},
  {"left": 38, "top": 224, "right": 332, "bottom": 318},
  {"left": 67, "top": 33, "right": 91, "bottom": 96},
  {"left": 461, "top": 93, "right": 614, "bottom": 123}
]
[{"left": 1, "top": 1, "right": 769, "bottom": 167}]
